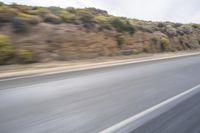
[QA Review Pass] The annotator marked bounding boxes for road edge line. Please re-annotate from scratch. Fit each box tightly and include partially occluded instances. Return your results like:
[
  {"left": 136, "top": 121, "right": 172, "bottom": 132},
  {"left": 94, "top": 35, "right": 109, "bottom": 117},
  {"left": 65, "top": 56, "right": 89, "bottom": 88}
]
[{"left": 100, "top": 83, "right": 200, "bottom": 133}]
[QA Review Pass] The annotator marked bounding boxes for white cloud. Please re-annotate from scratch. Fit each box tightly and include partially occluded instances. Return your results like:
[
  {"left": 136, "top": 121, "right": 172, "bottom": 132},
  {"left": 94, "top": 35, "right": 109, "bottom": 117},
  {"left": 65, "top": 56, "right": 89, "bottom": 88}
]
[{"left": 2, "top": 0, "right": 200, "bottom": 23}]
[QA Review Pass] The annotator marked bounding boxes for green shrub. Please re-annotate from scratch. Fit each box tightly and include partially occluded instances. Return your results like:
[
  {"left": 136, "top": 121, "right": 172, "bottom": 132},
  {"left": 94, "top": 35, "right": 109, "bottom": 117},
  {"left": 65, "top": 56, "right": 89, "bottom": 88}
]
[
  {"left": 151, "top": 36, "right": 159, "bottom": 44},
  {"left": 133, "top": 49, "right": 140, "bottom": 54},
  {"left": 10, "top": 3, "right": 32, "bottom": 14},
  {"left": 95, "top": 15, "right": 112, "bottom": 30},
  {"left": 17, "top": 13, "right": 42, "bottom": 24},
  {"left": 17, "top": 49, "right": 34, "bottom": 63},
  {"left": 76, "top": 9, "right": 94, "bottom": 23},
  {"left": 66, "top": 7, "right": 77, "bottom": 14},
  {"left": 29, "top": 7, "right": 50, "bottom": 15},
  {"left": 43, "top": 13, "right": 62, "bottom": 24},
  {"left": 173, "top": 23, "right": 182, "bottom": 28},
  {"left": 160, "top": 37, "right": 170, "bottom": 51},
  {"left": 157, "top": 22, "right": 166, "bottom": 28},
  {"left": 110, "top": 17, "right": 123, "bottom": 29},
  {"left": 85, "top": 8, "right": 108, "bottom": 16},
  {"left": 110, "top": 17, "right": 135, "bottom": 34},
  {"left": 116, "top": 35, "right": 126, "bottom": 48},
  {"left": 48, "top": 6, "right": 62, "bottom": 15},
  {"left": 58, "top": 10, "right": 76, "bottom": 23},
  {"left": 0, "top": 2, "right": 4, "bottom": 6},
  {"left": 95, "top": 15, "right": 110, "bottom": 24},
  {"left": 143, "top": 44, "right": 151, "bottom": 52},
  {"left": 12, "top": 17, "right": 30, "bottom": 33},
  {"left": 0, "top": 6, "right": 18, "bottom": 22},
  {"left": 0, "top": 34, "right": 14, "bottom": 64},
  {"left": 192, "top": 24, "right": 200, "bottom": 29}
]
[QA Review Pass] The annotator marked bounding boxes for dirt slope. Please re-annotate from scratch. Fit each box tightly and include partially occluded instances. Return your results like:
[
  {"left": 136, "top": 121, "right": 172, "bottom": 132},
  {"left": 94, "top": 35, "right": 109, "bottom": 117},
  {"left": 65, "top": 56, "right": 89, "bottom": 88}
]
[{"left": 0, "top": 2, "right": 200, "bottom": 64}]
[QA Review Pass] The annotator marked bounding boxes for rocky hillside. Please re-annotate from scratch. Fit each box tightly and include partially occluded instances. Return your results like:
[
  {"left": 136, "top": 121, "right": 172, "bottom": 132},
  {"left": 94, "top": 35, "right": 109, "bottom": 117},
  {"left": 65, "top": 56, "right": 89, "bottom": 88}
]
[{"left": 0, "top": 2, "right": 200, "bottom": 65}]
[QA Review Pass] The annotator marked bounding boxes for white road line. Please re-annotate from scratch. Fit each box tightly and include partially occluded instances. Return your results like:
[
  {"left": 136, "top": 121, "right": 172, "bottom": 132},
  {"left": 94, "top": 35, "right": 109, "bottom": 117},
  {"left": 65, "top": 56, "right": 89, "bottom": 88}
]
[
  {"left": 100, "top": 83, "right": 200, "bottom": 133},
  {"left": 0, "top": 52, "right": 199, "bottom": 82}
]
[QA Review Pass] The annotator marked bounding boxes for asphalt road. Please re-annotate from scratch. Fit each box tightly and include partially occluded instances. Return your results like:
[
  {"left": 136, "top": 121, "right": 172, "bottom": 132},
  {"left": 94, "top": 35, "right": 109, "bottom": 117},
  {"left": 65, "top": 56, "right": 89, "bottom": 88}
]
[
  {"left": 130, "top": 90, "right": 200, "bottom": 133},
  {"left": 0, "top": 55, "right": 200, "bottom": 133}
]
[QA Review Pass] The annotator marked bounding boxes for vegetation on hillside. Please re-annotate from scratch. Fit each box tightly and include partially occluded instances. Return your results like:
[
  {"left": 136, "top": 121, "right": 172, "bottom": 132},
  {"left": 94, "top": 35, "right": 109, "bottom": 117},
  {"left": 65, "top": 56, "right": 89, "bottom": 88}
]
[
  {"left": 0, "top": 2, "right": 199, "bottom": 65},
  {"left": 0, "top": 34, "right": 14, "bottom": 64},
  {"left": 0, "top": 34, "right": 34, "bottom": 64},
  {"left": 0, "top": 2, "right": 137, "bottom": 33}
]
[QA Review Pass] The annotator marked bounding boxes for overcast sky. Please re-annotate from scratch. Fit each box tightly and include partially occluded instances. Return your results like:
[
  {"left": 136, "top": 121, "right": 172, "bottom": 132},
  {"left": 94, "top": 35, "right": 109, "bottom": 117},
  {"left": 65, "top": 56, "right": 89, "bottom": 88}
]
[{"left": 2, "top": 0, "right": 200, "bottom": 23}]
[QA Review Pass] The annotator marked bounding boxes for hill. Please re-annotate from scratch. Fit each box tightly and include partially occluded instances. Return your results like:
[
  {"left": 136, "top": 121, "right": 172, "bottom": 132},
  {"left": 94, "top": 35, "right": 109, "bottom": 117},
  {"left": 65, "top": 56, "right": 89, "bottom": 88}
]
[{"left": 0, "top": 2, "right": 200, "bottom": 65}]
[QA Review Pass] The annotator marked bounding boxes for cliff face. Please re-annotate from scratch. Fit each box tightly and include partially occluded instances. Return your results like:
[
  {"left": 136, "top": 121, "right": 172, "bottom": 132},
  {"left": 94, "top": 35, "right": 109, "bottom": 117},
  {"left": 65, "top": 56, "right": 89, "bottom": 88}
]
[{"left": 0, "top": 2, "right": 200, "bottom": 64}]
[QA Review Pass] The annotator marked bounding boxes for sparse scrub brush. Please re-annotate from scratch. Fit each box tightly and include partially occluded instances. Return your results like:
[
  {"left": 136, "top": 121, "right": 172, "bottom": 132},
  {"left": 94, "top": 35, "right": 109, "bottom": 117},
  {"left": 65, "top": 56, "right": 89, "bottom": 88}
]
[
  {"left": 160, "top": 38, "right": 170, "bottom": 51},
  {"left": 116, "top": 35, "right": 126, "bottom": 49},
  {"left": 0, "top": 34, "right": 14, "bottom": 64},
  {"left": 17, "top": 49, "right": 34, "bottom": 63},
  {"left": 12, "top": 17, "right": 30, "bottom": 33}
]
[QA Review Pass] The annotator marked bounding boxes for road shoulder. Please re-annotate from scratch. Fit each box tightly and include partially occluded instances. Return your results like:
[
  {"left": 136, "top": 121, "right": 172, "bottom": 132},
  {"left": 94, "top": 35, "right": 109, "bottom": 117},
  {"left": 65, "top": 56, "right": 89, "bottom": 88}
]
[{"left": 0, "top": 51, "right": 200, "bottom": 80}]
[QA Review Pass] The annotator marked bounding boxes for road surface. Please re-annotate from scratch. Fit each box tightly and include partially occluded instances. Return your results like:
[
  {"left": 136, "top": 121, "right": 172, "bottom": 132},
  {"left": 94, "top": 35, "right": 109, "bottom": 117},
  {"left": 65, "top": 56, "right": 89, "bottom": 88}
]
[
  {"left": 0, "top": 55, "right": 200, "bottom": 133},
  {"left": 130, "top": 90, "right": 200, "bottom": 133}
]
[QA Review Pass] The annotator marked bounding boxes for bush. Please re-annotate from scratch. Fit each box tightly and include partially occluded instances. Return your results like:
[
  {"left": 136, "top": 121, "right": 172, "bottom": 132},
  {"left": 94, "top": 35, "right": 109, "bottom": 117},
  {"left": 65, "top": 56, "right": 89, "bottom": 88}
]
[
  {"left": 160, "top": 37, "right": 170, "bottom": 51},
  {"left": 10, "top": 3, "right": 32, "bottom": 14},
  {"left": 17, "top": 13, "right": 42, "bottom": 25},
  {"left": 76, "top": 9, "right": 94, "bottom": 23},
  {"left": 0, "top": 2, "right": 4, "bottom": 6},
  {"left": 110, "top": 17, "right": 135, "bottom": 34},
  {"left": 95, "top": 15, "right": 110, "bottom": 23},
  {"left": 58, "top": 10, "right": 76, "bottom": 23},
  {"left": 29, "top": 7, "right": 50, "bottom": 15},
  {"left": 143, "top": 44, "right": 151, "bottom": 52},
  {"left": 0, "top": 6, "right": 18, "bottom": 22},
  {"left": 48, "top": 6, "right": 62, "bottom": 15},
  {"left": 17, "top": 49, "right": 34, "bottom": 63},
  {"left": 157, "top": 22, "right": 166, "bottom": 28},
  {"left": 85, "top": 8, "right": 108, "bottom": 16},
  {"left": 116, "top": 35, "right": 126, "bottom": 49},
  {"left": 192, "top": 24, "right": 200, "bottom": 29},
  {"left": 12, "top": 17, "right": 30, "bottom": 33},
  {"left": 66, "top": 7, "right": 77, "bottom": 14},
  {"left": 151, "top": 36, "right": 159, "bottom": 44},
  {"left": 110, "top": 17, "right": 123, "bottom": 29},
  {"left": 95, "top": 15, "right": 112, "bottom": 30},
  {"left": 0, "top": 34, "right": 14, "bottom": 64},
  {"left": 43, "top": 13, "right": 62, "bottom": 24},
  {"left": 133, "top": 49, "right": 140, "bottom": 55},
  {"left": 173, "top": 23, "right": 182, "bottom": 28}
]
